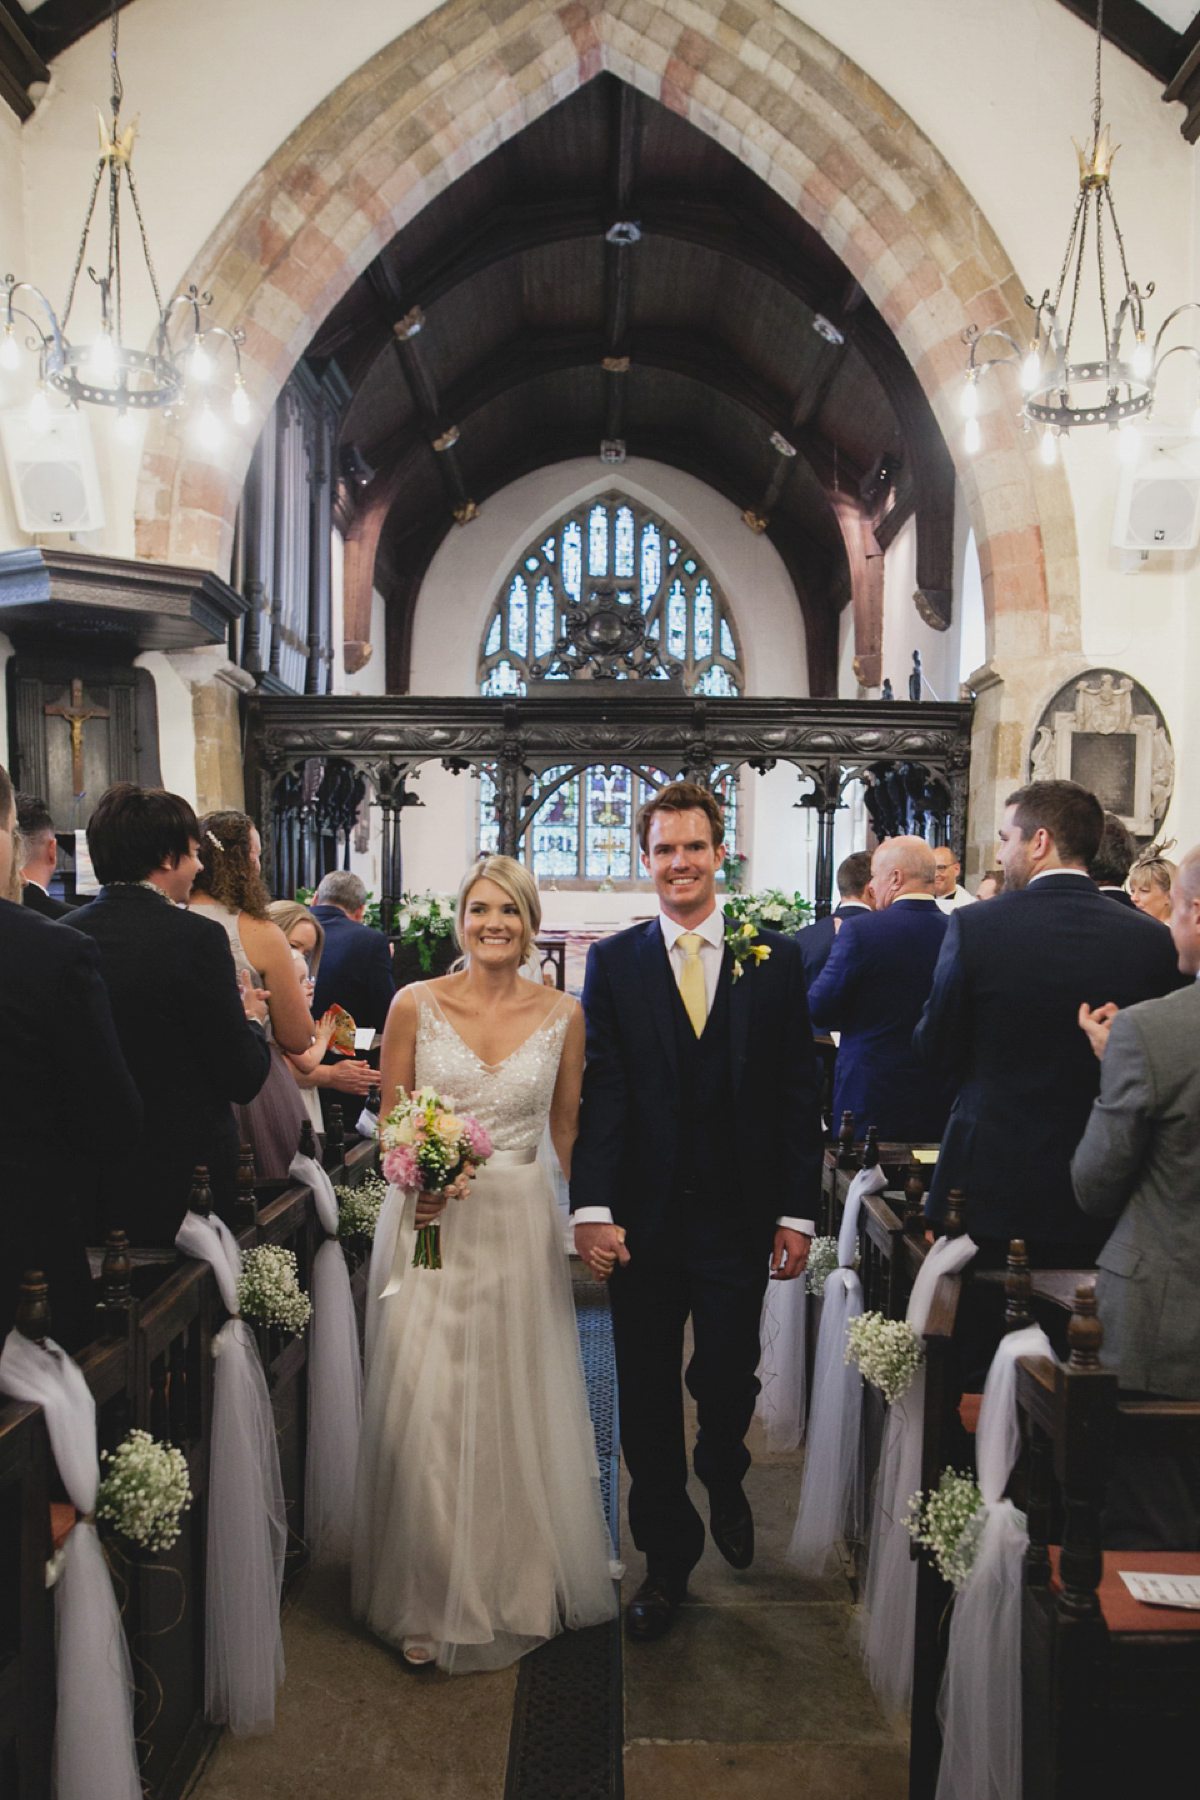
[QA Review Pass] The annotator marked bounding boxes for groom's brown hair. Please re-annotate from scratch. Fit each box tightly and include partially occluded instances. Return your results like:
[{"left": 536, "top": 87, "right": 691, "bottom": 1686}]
[{"left": 636, "top": 780, "right": 724, "bottom": 853}]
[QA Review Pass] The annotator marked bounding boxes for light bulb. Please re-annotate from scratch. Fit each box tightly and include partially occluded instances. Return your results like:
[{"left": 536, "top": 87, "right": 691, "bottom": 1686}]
[
  {"left": 190, "top": 341, "right": 212, "bottom": 383},
  {"left": 960, "top": 378, "right": 979, "bottom": 419},
  {"left": 1021, "top": 347, "right": 1041, "bottom": 394},
  {"left": 964, "top": 416, "right": 981, "bottom": 455},
  {"left": 1040, "top": 427, "right": 1057, "bottom": 466},
  {"left": 197, "top": 403, "right": 222, "bottom": 449},
  {"left": 116, "top": 409, "right": 138, "bottom": 445},
  {"left": 29, "top": 386, "right": 50, "bottom": 432},
  {"left": 0, "top": 328, "right": 20, "bottom": 371},
  {"left": 1118, "top": 421, "right": 1140, "bottom": 466},
  {"left": 230, "top": 378, "right": 251, "bottom": 426},
  {"left": 87, "top": 330, "right": 116, "bottom": 381},
  {"left": 1131, "top": 337, "right": 1152, "bottom": 381}
]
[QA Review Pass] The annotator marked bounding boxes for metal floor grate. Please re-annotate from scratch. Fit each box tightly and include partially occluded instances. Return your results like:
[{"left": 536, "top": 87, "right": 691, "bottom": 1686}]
[{"left": 503, "top": 1275, "right": 623, "bottom": 1800}]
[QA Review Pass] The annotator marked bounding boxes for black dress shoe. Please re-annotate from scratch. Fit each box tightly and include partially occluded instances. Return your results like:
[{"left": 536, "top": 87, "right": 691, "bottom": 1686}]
[
  {"left": 708, "top": 1486, "right": 754, "bottom": 1569},
  {"left": 625, "top": 1569, "right": 688, "bottom": 1642}
]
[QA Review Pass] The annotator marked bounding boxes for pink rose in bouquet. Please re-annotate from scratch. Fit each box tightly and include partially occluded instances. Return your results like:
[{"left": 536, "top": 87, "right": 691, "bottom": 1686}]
[{"left": 378, "top": 1086, "right": 493, "bottom": 1269}]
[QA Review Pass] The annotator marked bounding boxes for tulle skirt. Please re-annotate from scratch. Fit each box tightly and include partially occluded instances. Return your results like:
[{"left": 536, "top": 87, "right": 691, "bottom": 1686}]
[{"left": 351, "top": 1147, "right": 618, "bottom": 1671}]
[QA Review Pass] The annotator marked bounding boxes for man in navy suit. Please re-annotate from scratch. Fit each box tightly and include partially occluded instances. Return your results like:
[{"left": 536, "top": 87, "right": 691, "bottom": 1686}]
[
  {"left": 1090, "top": 810, "right": 1138, "bottom": 908},
  {"left": 808, "top": 836, "right": 954, "bottom": 1143},
  {"left": 793, "top": 850, "right": 873, "bottom": 989},
  {"left": 311, "top": 870, "right": 396, "bottom": 1029},
  {"left": 915, "top": 780, "right": 1186, "bottom": 1265},
  {"left": 572, "top": 782, "right": 824, "bottom": 1641}
]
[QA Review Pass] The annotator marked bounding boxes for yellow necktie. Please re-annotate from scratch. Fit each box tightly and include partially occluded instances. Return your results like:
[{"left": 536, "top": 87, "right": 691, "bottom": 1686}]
[{"left": 677, "top": 933, "right": 707, "bottom": 1037}]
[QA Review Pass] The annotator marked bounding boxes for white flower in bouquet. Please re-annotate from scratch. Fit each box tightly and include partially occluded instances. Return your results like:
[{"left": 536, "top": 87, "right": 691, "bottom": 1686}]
[
  {"left": 96, "top": 1428, "right": 192, "bottom": 1552},
  {"left": 336, "top": 1172, "right": 388, "bottom": 1240},
  {"left": 844, "top": 1311, "right": 924, "bottom": 1404},
  {"left": 805, "top": 1236, "right": 841, "bottom": 1297},
  {"left": 904, "top": 1467, "right": 985, "bottom": 1589},
  {"left": 237, "top": 1244, "right": 312, "bottom": 1334}
]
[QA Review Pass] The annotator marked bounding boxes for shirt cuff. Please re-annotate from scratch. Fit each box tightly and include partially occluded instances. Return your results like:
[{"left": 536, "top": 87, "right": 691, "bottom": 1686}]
[
  {"left": 571, "top": 1207, "right": 615, "bottom": 1225},
  {"left": 776, "top": 1216, "right": 815, "bottom": 1235}
]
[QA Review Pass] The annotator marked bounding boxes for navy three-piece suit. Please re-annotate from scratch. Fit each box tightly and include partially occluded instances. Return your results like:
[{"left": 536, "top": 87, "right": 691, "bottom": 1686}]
[{"left": 570, "top": 919, "right": 823, "bottom": 1570}]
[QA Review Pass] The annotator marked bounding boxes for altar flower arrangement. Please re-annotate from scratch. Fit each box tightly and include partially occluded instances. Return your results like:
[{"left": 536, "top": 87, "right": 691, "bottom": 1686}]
[
  {"left": 380, "top": 1086, "right": 494, "bottom": 1269},
  {"left": 96, "top": 1428, "right": 192, "bottom": 1552},
  {"left": 904, "top": 1467, "right": 985, "bottom": 1590},
  {"left": 805, "top": 1236, "right": 841, "bottom": 1297},
  {"left": 237, "top": 1244, "right": 312, "bottom": 1334},
  {"left": 723, "top": 887, "right": 814, "bottom": 935},
  {"left": 395, "top": 891, "right": 458, "bottom": 972},
  {"left": 335, "top": 1171, "right": 389, "bottom": 1241},
  {"left": 844, "top": 1312, "right": 924, "bottom": 1404}
]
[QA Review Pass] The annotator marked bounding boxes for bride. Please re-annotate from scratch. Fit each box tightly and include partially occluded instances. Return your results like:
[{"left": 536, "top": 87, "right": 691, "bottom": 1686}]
[{"left": 351, "top": 855, "right": 618, "bottom": 1670}]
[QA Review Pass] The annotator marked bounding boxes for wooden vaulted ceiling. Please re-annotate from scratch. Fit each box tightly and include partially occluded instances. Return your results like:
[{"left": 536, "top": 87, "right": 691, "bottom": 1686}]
[{"left": 308, "top": 74, "right": 957, "bottom": 695}]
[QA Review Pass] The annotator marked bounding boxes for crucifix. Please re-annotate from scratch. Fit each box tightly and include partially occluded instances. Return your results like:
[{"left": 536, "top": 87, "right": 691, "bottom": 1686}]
[{"left": 44, "top": 679, "right": 109, "bottom": 799}]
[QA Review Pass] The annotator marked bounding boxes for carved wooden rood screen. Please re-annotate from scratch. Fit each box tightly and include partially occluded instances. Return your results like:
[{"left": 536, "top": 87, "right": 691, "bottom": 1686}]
[{"left": 245, "top": 693, "right": 973, "bottom": 921}]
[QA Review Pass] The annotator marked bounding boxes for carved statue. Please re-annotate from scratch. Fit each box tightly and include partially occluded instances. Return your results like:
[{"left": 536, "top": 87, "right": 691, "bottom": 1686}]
[
  {"left": 909, "top": 650, "right": 922, "bottom": 703},
  {"left": 1074, "top": 671, "right": 1134, "bottom": 735},
  {"left": 1030, "top": 724, "right": 1057, "bottom": 785},
  {"left": 1151, "top": 727, "right": 1175, "bottom": 822}
]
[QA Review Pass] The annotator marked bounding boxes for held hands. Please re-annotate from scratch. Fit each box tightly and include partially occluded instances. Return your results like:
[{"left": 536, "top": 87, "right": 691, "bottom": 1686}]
[
  {"left": 574, "top": 1222, "right": 631, "bottom": 1283},
  {"left": 770, "top": 1228, "right": 811, "bottom": 1281},
  {"left": 239, "top": 970, "right": 270, "bottom": 1024},
  {"left": 1078, "top": 1001, "right": 1119, "bottom": 1062}
]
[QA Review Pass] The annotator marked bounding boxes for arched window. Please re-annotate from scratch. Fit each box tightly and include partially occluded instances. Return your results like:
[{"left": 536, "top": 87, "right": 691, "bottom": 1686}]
[{"left": 477, "top": 497, "right": 743, "bottom": 885}]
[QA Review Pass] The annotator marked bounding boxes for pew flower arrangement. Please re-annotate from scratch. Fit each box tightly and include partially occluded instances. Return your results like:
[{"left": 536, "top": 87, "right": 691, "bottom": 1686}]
[
  {"left": 805, "top": 1236, "right": 841, "bottom": 1297},
  {"left": 380, "top": 1086, "right": 494, "bottom": 1269},
  {"left": 335, "top": 1171, "right": 389, "bottom": 1241},
  {"left": 904, "top": 1468, "right": 985, "bottom": 1590},
  {"left": 96, "top": 1428, "right": 192, "bottom": 1552},
  {"left": 395, "top": 891, "right": 458, "bottom": 971},
  {"left": 237, "top": 1244, "right": 313, "bottom": 1334},
  {"left": 722, "top": 887, "right": 814, "bottom": 935},
  {"left": 844, "top": 1312, "right": 924, "bottom": 1404}
]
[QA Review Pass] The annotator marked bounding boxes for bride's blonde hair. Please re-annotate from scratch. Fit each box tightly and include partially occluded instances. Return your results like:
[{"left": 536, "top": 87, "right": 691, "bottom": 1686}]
[{"left": 455, "top": 855, "right": 540, "bottom": 964}]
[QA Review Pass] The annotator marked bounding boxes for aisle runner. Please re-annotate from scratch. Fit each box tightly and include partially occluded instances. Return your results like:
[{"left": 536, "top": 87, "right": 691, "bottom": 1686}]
[{"left": 504, "top": 1277, "right": 622, "bottom": 1800}]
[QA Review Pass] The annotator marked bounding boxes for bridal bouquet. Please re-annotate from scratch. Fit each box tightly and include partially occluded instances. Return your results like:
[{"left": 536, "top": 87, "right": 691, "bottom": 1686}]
[{"left": 380, "top": 1086, "right": 494, "bottom": 1269}]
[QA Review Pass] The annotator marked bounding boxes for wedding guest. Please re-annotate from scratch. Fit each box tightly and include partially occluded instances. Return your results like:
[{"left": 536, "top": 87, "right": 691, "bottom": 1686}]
[
  {"left": 793, "top": 851, "right": 873, "bottom": 989},
  {"left": 269, "top": 896, "right": 377, "bottom": 1123},
  {"left": 0, "top": 763, "right": 142, "bottom": 1348},
  {"left": 809, "top": 836, "right": 954, "bottom": 1143},
  {"left": 69, "top": 784, "right": 271, "bottom": 1244},
  {"left": 1072, "top": 844, "right": 1200, "bottom": 1547},
  {"left": 974, "top": 867, "right": 1004, "bottom": 900},
  {"left": 915, "top": 780, "right": 1186, "bottom": 1266},
  {"left": 15, "top": 793, "right": 72, "bottom": 918},
  {"left": 311, "top": 871, "right": 396, "bottom": 1030},
  {"left": 190, "top": 812, "right": 315, "bottom": 1179},
  {"left": 1128, "top": 845, "right": 1175, "bottom": 923},
  {"left": 933, "top": 844, "right": 974, "bottom": 913},
  {"left": 1090, "top": 810, "right": 1137, "bottom": 907}
]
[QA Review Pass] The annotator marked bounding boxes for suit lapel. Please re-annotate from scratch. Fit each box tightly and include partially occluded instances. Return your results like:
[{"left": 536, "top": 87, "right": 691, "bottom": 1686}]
[
  {"left": 727, "top": 939, "right": 752, "bottom": 1101},
  {"left": 635, "top": 921, "right": 679, "bottom": 1087}
]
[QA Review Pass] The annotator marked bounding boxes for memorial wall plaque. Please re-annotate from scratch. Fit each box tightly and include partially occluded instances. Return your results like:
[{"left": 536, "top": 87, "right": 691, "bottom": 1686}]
[{"left": 1028, "top": 669, "right": 1173, "bottom": 838}]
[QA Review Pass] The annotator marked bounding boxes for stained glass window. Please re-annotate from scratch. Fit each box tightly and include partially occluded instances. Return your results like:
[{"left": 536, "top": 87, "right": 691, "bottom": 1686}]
[
  {"left": 507, "top": 576, "right": 528, "bottom": 658},
  {"left": 562, "top": 521, "right": 582, "bottom": 602},
  {"left": 694, "top": 579, "right": 713, "bottom": 660},
  {"left": 588, "top": 505, "right": 608, "bottom": 577},
  {"left": 640, "top": 522, "right": 660, "bottom": 610},
  {"left": 615, "top": 506, "right": 635, "bottom": 578},
  {"left": 667, "top": 580, "right": 687, "bottom": 660},
  {"left": 534, "top": 576, "right": 556, "bottom": 660}
]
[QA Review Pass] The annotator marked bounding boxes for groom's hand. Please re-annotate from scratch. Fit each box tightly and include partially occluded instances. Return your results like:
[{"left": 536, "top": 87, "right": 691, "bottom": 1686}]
[
  {"left": 575, "top": 1222, "right": 630, "bottom": 1282},
  {"left": 770, "top": 1228, "right": 811, "bottom": 1281}
]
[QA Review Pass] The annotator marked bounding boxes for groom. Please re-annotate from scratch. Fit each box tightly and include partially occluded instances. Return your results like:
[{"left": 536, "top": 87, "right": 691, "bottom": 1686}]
[{"left": 572, "top": 781, "right": 824, "bottom": 1640}]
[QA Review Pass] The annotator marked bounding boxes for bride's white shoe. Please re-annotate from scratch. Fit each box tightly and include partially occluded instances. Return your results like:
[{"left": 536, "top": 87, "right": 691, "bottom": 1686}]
[{"left": 402, "top": 1636, "right": 436, "bottom": 1667}]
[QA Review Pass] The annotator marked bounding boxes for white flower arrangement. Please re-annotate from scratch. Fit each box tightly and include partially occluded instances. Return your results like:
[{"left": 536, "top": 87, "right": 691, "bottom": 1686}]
[
  {"left": 805, "top": 1236, "right": 841, "bottom": 1296},
  {"left": 335, "top": 1172, "right": 388, "bottom": 1240},
  {"left": 844, "top": 1311, "right": 924, "bottom": 1404},
  {"left": 904, "top": 1467, "right": 985, "bottom": 1590},
  {"left": 95, "top": 1428, "right": 192, "bottom": 1552},
  {"left": 237, "top": 1244, "right": 312, "bottom": 1334},
  {"left": 395, "top": 891, "right": 458, "bottom": 971},
  {"left": 722, "top": 887, "right": 813, "bottom": 935}
]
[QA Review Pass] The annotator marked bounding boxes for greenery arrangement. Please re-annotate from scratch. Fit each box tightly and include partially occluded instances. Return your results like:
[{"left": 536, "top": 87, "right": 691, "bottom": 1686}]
[
  {"left": 805, "top": 1237, "right": 841, "bottom": 1297},
  {"left": 904, "top": 1467, "right": 986, "bottom": 1590},
  {"left": 335, "top": 1172, "right": 388, "bottom": 1240},
  {"left": 96, "top": 1429, "right": 192, "bottom": 1552},
  {"left": 395, "top": 892, "right": 458, "bottom": 970},
  {"left": 844, "top": 1312, "right": 925, "bottom": 1404},
  {"left": 236, "top": 1244, "right": 312, "bottom": 1334},
  {"left": 722, "top": 887, "right": 814, "bottom": 935}
]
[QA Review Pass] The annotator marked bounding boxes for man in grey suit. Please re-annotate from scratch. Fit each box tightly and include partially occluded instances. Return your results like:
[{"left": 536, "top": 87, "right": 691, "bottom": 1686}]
[{"left": 1073, "top": 843, "right": 1200, "bottom": 1546}]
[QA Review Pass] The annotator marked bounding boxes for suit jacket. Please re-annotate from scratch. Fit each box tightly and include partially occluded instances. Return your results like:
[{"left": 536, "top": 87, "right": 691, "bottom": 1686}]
[
  {"left": 0, "top": 898, "right": 142, "bottom": 1345},
  {"left": 20, "top": 881, "right": 75, "bottom": 920},
  {"left": 1099, "top": 886, "right": 1138, "bottom": 910},
  {"left": 793, "top": 901, "right": 871, "bottom": 990},
  {"left": 1072, "top": 982, "right": 1200, "bottom": 1398},
  {"left": 808, "top": 896, "right": 954, "bottom": 1143},
  {"left": 914, "top": 872, "right": 1187, "bottom": 1245},
  {"left": 311, "top": 905, "right": 396, "bottom": 1031},
  {"left": 569, "top": 920, "right": 824, "bottom": 1253},
  {"left": 69, "top": 886, "right": 271, "bottom": 1245}
]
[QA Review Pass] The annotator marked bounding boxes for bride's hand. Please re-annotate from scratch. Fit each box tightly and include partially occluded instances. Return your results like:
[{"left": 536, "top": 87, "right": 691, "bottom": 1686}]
[{"left": 415, "top": 1190, "right": 450, "bottom": 1226}]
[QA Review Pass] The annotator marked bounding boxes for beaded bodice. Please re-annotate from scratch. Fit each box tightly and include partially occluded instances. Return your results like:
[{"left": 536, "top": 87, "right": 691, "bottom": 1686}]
[{"left": 413, "top": 986, "right": 571, "bottom": 1152}]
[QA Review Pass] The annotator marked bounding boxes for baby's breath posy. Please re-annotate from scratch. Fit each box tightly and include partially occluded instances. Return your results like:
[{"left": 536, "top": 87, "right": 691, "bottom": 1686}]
[
  {"left": 904, "top": 1467, "right": 985, "bottom": 1589},
  {"left": 237, "top": 1244, "right": 312, "bottom": 1334},
  {"left": 805, "top": 1237, "right": 841, "bottom": 1297},
  {"left": 335, "top": 1172, "right": 388, "bottom": 1240},
  {"left": 844, "top": 1312, "right": 924, "bottom": 1404},
  {"left": 96, "top": 1428, "right": 192, "bottom": 1552}
]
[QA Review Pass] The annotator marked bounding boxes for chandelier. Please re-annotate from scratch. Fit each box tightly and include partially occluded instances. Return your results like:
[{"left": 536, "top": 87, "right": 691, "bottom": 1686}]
[
  {"left": 961, "top": 0, "right": 1197, "bottom": 468},
  {"left": 0, "top": 4, "right": 249, "bottom": 447}
]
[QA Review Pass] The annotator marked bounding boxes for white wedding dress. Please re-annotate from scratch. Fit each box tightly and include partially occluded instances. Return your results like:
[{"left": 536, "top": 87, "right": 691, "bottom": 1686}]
[{"left": 351, "top": 985, "right": 618, "bottom": 1671}]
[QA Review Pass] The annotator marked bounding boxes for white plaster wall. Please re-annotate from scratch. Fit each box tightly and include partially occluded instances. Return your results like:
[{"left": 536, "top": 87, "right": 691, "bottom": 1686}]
[
  {"left": 880, "top": 513, "right": 963, "bottom": 703},
  {"left": 134, "top": 649, "right": 199, "bottom": 806}
]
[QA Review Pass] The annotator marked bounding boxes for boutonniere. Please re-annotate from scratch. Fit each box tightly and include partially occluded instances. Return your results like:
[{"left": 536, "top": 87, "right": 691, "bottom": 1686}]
[{"left": 725, "top": 916, "right": 771, "bottom": 982}]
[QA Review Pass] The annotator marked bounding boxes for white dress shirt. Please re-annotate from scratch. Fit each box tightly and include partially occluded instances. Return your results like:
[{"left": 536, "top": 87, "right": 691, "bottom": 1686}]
[{"left": 574, "top": 905, "right": 814, "bottom": 1237}]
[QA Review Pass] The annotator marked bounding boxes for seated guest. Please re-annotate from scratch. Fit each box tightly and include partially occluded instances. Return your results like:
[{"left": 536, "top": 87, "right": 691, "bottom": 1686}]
[
  {"left": 974, "top": 867, "right": 1004, "bottom": 900},
  {"left": 190, "top": 813, "right": 316, "bottom": 1180},
  {"left": 0, "top": 763, "right": 142, "bottom": 1348},
  {"left": 915, "top": 780, "right": 1186, "bottom": 1267},
  {"left": 311, "top": 870, "right": 396, "bottom": 1030},
  {"left": 69, "top": 784, "right": 271, "bottom": 1244},
  {"left": 1090, "top": 809, "right": 1137, "bottom": 907},
  {"left": 1072, "top": 844, "right": 1200, "bottom": 1547},
  {"left": 793, "top": 851, "right": 873, "bottom": 989},
  {"left": 933, "top": 844, "right": 974, "bottom": 913},
  {"left": 1128, "top": 843, "right": 1175, "bottom": 923},
  {"left": 808, "top": 836, "right": 955, "bottom": 1143},
  {"left": 266, "top": 899, "right": 378, "bottom": 1130},
  {"left": 15, "top": 792, "right": 73, "bottom": 917}
]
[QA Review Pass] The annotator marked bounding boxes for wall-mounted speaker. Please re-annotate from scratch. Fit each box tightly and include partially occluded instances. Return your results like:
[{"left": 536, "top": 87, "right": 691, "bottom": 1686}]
[
  {"left": 1112, "top": 427, "right": 1200, "bottom": 552},
  {"left": 0, "top": 405, "right": 105, "bottom": 534}
]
